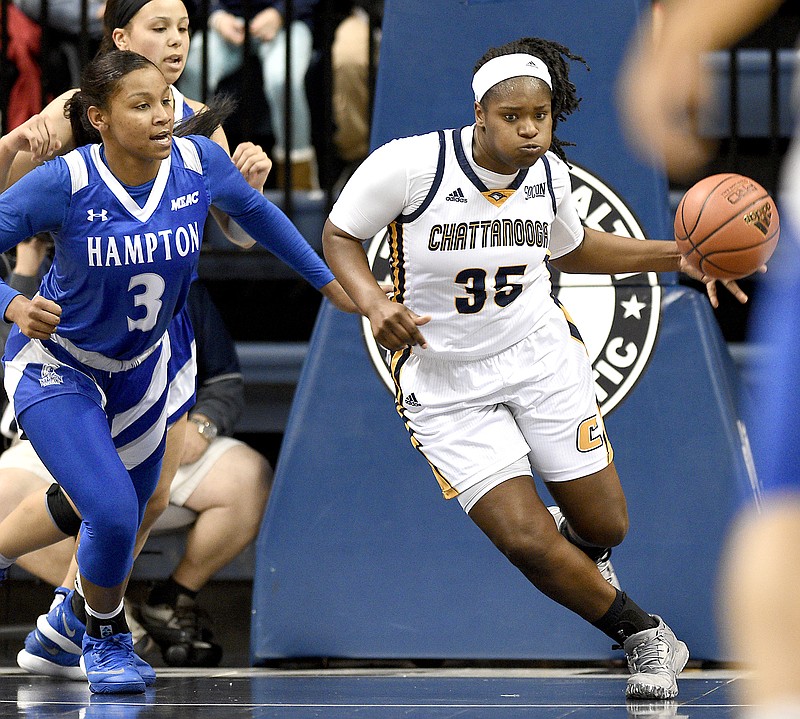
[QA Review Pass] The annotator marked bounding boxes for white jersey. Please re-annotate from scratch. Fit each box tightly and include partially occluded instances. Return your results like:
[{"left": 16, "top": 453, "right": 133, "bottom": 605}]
[{"left": 330, "top": 125, "right": 584, "bottom": 359}]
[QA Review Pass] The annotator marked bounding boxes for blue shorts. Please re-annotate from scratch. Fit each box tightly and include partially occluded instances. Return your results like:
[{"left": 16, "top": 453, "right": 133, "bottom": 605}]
[
  {"left": 4, "top": 325, "right": 173, "bottom": 470},
  {"left": 3, "top": 305, "right": 196, "bottom": 467}
]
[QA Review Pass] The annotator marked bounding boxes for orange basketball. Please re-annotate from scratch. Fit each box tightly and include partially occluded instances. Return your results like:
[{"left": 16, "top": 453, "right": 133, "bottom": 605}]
[{"left": 674, "top": 173, "right": 780, "bottom": 280}]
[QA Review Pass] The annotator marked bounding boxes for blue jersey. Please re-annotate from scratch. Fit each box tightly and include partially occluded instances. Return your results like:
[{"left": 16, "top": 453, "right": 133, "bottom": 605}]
[
  {"left": 39, "top": 139, "right": 208, "bottom": 360},
  {"left": 0, "top": 134, "right": 334, "bottom": 362}
]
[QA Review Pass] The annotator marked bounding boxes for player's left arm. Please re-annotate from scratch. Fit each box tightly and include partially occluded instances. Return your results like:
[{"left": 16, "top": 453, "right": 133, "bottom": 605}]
[
  {"left": 551, "top": 226, "right": 750, "bottom": 308},
  {"left": 195, "top": 136, "right": 357, "bottom": 312},
  {"left": 186, "top": 102, "right": 271, "bottom": 249}
]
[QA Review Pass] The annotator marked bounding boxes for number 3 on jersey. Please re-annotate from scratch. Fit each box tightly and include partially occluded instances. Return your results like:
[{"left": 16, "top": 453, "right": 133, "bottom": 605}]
[
  {"left": 454, "top": 264, "right": 527, "bottom": 314},
  {"left": 127, "top": 273, "right": 165, "bottom": 332}
]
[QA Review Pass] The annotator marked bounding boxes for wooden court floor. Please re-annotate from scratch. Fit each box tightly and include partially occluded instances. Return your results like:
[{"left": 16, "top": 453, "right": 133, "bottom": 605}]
[{"left": 0, "top": 665, "right": 751, "bottom": 718}]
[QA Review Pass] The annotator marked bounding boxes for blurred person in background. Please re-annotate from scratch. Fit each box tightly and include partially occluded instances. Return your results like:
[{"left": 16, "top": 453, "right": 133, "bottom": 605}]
[{"left": 620, "top": 2, "right": 800, "bottom": 718}]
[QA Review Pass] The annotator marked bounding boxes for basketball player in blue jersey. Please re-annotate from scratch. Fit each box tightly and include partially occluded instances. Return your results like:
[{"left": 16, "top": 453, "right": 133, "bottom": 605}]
[
  {"left": 323, "top": 37, "right": 755, "bottom": 701},
  {"left": 0, "top": 0, "right": 270, "bottom": 555},
  {"left": 0, "top": 50, "right": 354, "bottom": 694},
  {"left": 621, "top": 3, "right": 798, "bottom": 717},
  {"left": 0, "top": 0, "right": 277, "bottom": 683}
]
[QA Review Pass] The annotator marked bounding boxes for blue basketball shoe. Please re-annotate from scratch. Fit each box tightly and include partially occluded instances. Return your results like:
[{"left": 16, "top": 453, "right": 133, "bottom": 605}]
[
  {"left": 18, "top": 588, "right": 156, "bottom": 686},
  {"left": 80, "top": 632, "right": 145, "bottom": 694},
  {"left": 17, "top": 587, "right": 83, "bottom": 680}
]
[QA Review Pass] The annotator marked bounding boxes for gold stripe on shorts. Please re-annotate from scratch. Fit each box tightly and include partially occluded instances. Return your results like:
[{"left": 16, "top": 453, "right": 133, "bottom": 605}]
[{"left": 390, "top": 347, "right": 458, "bottom": 500}]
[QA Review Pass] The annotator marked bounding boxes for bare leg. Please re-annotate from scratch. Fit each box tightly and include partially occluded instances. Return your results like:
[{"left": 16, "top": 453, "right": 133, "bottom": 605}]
[
  {"left": 468, "top": 473, "right": 617, "bottom": 621},
  {"left": 0, "top": 488, "right": 71, "bottom": 559},
  {"left": 80, "top": 575, "right": 127, "bottom": 615},
  {"left": 18, "top": 539, "right": 76, "bottom": 587},
  {"left": 0, "top": 466, "right": 75, "bottom": 585},
  {"left": 173, "top": 443, "right": 272, "bottom": 591},
  {"left": 545, "top": 462, "right": 629, "bottom": 548}
]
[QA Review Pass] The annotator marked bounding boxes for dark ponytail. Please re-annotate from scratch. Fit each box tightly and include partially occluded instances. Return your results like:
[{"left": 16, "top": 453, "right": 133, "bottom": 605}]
[{"left": 174, "top": 94, "right": 237, "bottom": 139}]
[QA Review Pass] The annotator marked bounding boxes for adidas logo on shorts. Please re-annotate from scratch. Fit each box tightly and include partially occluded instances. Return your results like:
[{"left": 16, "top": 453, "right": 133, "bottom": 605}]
[{"left": 445, "top": 188, "right": 468, "bottom": 203}]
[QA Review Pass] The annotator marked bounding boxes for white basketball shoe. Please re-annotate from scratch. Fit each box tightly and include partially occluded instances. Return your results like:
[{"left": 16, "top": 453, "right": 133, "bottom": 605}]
[{"left": 624, "top": 616, "right": 690, "bottom": 699}]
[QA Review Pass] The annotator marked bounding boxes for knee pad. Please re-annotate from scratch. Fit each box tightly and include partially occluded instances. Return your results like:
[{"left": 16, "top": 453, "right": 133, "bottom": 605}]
[{"left": 45, "top": 483, "right": 82, "bottom": 537}]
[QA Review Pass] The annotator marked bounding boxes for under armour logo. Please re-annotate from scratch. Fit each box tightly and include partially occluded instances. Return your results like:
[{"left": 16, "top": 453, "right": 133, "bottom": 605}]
[{"left": 87, "top": 209, "right": 108, "bottom": 221}]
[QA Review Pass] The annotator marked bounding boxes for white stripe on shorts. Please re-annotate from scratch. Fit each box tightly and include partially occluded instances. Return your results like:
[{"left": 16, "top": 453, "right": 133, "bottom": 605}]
[{"left": 110, "top": 332, "right": 172, "bottom": 438}]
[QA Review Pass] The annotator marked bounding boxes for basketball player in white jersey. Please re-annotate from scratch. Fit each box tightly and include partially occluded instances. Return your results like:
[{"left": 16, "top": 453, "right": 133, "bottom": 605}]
[{"left": 323, "top": 37, "right": 753, "bottom": 700}]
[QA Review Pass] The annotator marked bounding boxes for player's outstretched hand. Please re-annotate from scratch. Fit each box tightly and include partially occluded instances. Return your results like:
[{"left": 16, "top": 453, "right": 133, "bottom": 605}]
[
  {"left": 1, "top": 114, "right": 62, "bottom": 163},
  {"left": 5, "top": 294, "right": 61, "bottom": 339},
  {"left": 232, "top": 142, "right": 272, "bottom": 192},
  {"left": 680, "top": 256, "right": 766, "bottom": 308},
  {"left": 366, "top": 297, "right": 430, "bottom": 351}
]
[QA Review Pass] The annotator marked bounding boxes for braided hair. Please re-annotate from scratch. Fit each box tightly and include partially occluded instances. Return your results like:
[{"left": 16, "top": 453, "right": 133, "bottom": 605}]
[{"left": 474, "top": 37, "right": 588, "bottom": 163}]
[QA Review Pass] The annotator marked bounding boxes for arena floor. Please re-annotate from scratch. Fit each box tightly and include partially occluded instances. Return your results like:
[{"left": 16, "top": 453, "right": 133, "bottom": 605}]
[{"left": 0, "top": 665, "right": 750, "bottom": 717}]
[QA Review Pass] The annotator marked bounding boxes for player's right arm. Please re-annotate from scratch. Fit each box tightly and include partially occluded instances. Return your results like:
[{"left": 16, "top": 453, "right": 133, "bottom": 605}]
[
  {"left": 619, "top": 0, "right": 784, "bottom": 179},
  {"left": 0, "top": 162, "right": 67, "bottom": 336},
  {"left": 322, "top": 219, "right": 429, "bottom": 350},
  {"left": 1, "top": 90, "right": 77, "bottom": 190},
  {"left": 322, "top": 140, "right": 431, "bottom": 350}
]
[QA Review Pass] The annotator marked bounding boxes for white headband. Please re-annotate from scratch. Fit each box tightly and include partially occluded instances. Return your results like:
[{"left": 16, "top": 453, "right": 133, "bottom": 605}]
[{"left": 472, "top": 53, "right": 553, "bottom": 102}]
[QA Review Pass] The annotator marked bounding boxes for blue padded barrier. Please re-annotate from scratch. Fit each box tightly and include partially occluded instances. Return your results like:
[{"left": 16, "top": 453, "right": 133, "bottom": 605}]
[{"left": 251, "top": 287, "right": 752, "bottom": 662}]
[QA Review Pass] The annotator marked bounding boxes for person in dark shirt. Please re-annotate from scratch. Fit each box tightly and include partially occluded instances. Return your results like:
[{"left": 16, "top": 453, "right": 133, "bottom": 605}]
[{"left": 179, "top": 0, "right": 320, "bottom": 189}]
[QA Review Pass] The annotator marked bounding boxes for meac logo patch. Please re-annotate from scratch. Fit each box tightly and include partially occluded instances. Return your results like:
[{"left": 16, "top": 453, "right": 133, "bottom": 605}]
[
  {"left": 360, "top": 163, "right": 661, "bottom": 416},
  {"left": 171, "top": 192, "right": 199, "bottom": 211}
]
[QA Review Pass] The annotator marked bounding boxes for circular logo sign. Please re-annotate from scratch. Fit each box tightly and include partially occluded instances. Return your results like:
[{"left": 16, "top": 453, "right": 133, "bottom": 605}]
[{"left": 361, "top": 163, "right": 661, "bottom": 416}]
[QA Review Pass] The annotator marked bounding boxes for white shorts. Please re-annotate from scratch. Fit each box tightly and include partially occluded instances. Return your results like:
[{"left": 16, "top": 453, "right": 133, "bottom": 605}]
[
  {"left": 0, "top": 435, "right": 245, "bottom": 510},
  {"left": 392, "top": 310, "right": 613, "bottom": 502}
]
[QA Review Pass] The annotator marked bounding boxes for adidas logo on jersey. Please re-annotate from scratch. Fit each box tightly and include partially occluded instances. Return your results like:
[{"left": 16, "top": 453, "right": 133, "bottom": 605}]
[
  {"left": 445, "top": 188, "right": 468, "bottom": 203},
  {"left": 404, "top": 393, "right": 421, "bottom": 407},
  {"left": 86, "top": 209, "right": 108, "bottom": 221},
  {"left": 171, "top": 191, "right": 200, "bottom": 211},
  {"left": 39, "top": 364, "right": 63, "bottom": 387}
]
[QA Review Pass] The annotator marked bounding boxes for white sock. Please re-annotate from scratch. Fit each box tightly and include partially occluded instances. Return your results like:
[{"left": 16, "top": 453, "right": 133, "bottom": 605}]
[{"left": 84, "top": 599, "right": 124, "bottom": 620}]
